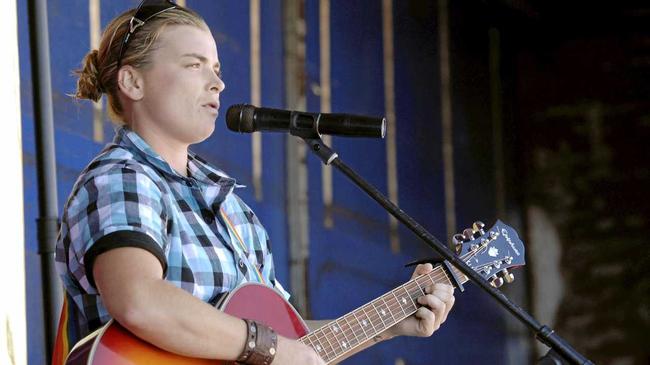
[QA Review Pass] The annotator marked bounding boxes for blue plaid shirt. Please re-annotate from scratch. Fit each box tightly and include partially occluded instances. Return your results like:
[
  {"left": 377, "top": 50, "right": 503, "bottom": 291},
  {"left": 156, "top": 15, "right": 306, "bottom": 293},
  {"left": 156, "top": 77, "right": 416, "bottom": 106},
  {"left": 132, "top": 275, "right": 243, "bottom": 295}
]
[{"left": 55, "top": 127, "right": 288, "bottom": 346}]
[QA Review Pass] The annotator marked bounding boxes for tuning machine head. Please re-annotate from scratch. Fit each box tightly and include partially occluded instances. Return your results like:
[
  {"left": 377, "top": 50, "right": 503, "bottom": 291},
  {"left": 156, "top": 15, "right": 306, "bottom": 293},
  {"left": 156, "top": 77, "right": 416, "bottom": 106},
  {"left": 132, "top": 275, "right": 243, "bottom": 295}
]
[
  {"left": 462, "top": 228, "right": 476, "bottom": 241},
  {"left": 489, "top": 275, "right": 504, "bottom": 288},
  {"left": 451, "top": 233, "right": 466, "bottom": 254},
  {"left": 499, "top": 268, "right": 515, "bottom": 284},
  {"left": 472, "top": 221, "right": 486, "bottom": 236}
]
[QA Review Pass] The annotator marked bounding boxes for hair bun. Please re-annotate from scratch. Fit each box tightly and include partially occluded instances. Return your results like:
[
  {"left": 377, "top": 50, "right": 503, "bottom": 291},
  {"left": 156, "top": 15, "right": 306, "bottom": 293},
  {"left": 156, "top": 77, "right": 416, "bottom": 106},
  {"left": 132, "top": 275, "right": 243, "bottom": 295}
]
[{"left": 75, "top": 49, "right": 104, "bottom": 102}]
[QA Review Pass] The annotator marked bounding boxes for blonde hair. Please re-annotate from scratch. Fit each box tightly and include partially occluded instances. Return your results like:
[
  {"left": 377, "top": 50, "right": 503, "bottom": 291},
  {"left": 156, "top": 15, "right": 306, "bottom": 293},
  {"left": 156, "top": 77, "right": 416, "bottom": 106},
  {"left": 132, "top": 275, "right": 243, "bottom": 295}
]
[{"left": 74, "top": 5, "right": 209, "bottom": 124}]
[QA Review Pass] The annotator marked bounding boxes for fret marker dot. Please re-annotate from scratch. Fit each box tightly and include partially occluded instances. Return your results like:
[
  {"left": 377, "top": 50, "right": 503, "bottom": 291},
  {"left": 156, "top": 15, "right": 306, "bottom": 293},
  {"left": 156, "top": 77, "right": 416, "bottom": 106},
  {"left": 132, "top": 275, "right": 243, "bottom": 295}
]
[
  {"left": 401, "top": 297, "right": 407, "bottom": 304},
  {"left": 380, "top": 309, "right": 386, "bottom": 316},
  {"left": 342, "top": 341, "right": 348, "bottom": 349},
  {"left": 333, "top": 325, "right": 339, "bottom": 332},
  {"left": 316, "top": 345, "right": 322, "bottom": 352},
  {"left": 362, "top": 320, "right": 368, "bottom": 326}
]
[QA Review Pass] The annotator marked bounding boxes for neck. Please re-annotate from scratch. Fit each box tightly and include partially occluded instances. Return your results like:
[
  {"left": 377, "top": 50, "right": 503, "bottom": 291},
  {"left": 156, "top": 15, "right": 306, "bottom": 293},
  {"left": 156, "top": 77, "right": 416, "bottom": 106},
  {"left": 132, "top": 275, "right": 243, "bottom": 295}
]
[
  {"left": 298, "top": 265, "right": 468, "bottom": 364},
  {"left": 131, "top": 124, "right": 189, "bottom": 177}
]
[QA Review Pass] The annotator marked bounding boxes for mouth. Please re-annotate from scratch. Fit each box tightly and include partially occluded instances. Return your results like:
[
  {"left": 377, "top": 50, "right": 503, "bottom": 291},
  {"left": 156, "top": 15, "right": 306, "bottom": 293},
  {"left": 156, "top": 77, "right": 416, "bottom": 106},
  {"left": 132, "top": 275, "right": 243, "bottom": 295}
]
[{"left": 203, "top": 102, "right": 220, "bottom": 114}]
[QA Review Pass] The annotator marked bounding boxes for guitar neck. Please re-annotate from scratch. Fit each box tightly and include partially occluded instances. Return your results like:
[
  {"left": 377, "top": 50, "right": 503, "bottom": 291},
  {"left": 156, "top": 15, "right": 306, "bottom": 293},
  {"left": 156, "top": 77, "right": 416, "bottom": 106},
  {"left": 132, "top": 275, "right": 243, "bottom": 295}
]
[{"left": 299, "top": 265, "right": 468, "bottom": 364}]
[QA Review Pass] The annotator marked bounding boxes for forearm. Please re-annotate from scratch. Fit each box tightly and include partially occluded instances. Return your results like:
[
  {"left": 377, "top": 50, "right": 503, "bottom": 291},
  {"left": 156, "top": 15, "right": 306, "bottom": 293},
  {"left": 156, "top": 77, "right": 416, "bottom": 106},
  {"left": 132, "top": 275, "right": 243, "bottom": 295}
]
[
  {"left": 94, "top": 247, "right": 249, "bottom": 360},
  {"left": 111, "top": 277, "right": 247, "bottom": 360}
]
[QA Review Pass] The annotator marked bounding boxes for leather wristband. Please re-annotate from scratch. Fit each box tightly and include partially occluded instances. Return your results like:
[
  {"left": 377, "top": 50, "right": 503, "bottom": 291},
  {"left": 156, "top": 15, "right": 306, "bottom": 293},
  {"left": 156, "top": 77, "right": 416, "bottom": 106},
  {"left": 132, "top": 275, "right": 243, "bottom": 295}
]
[{"left": 236, "top": 319, "right": 278, "bottom": 365}]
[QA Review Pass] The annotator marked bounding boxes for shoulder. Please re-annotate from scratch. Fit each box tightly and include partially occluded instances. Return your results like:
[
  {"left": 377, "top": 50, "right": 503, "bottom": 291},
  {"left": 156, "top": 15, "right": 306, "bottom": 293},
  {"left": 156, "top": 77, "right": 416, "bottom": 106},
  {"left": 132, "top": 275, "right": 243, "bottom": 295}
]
[{"left": 65, "top": 146, "right": 167, "bottom": 208}]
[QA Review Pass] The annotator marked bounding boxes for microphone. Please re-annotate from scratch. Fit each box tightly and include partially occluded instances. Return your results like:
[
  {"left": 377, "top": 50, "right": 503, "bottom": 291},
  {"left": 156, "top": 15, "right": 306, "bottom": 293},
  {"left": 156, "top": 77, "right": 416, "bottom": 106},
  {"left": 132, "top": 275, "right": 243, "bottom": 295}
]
[{"left": 226, "top": 104, "right": 386, "bottom": 138}]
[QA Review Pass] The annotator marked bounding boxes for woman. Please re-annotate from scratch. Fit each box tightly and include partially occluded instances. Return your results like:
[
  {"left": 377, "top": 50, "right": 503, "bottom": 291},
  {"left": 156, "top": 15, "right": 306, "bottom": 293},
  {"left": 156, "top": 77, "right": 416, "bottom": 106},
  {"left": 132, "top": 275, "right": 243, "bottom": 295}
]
[{"left": 55, "top": 1, "right": 455, "bottom": 364}]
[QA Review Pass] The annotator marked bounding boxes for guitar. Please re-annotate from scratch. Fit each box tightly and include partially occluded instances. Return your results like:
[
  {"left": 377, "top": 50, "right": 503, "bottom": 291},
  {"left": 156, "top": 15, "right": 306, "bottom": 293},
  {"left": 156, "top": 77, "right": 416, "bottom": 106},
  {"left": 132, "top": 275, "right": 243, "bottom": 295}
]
[{"left": 65, "top": 220, "right": 525, "bottom": 364}]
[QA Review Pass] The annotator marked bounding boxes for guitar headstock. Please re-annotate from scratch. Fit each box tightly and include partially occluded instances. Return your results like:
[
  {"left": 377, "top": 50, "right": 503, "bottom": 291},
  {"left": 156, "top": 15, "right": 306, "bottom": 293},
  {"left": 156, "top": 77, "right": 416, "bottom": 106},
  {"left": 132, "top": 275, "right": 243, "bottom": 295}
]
[{"left": 451, "top": 220, "right": 526, "bottom": 288}]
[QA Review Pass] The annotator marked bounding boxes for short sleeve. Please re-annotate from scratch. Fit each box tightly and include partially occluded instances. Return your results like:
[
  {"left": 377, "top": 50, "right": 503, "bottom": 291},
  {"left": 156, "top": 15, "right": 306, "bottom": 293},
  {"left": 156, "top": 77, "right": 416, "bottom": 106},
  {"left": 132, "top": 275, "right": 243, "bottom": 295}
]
[{"left": 63, "top": 166, "right": 168, "bottom": 293}]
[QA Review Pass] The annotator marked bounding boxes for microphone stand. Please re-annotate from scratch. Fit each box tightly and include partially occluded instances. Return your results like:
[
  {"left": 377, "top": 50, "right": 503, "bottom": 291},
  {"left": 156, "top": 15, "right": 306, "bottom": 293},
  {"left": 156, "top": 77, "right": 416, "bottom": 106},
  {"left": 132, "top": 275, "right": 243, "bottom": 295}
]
[{"left": 291, "top": 123, "right": 593, "bottom": 364}]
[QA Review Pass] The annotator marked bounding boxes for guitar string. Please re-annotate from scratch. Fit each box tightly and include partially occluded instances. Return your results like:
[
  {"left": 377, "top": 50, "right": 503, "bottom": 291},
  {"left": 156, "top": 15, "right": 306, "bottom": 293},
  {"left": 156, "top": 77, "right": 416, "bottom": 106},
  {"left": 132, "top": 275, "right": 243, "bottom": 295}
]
[
  {"left": 302, "top": 278, "right": 435, "bottom": 361},
  {"left": 317, "top": 274, "right": 446, "bottom": 363},
  {"left": 302, "top": 233, "right": 508, "bottom": 361},
  {"left": 301, "top": 270, "right": 447, "bottom": 350},
  {"left": 302, "top": 270, "right": 446, "bottom": 350},
  {"left": 301, "top": 269, "right": 452, "bottom": 360}
]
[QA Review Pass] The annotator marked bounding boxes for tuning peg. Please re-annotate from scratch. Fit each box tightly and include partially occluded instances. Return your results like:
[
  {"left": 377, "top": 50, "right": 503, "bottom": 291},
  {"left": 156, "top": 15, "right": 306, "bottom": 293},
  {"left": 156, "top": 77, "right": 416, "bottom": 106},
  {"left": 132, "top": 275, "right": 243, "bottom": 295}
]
[
  {"left": 472, "top": 221, "right": 486, "bottom": 235},
  {"left": 499, "top": 269, "right": 515, "bottom": 283},
  {"left": 489, "top": 276, "right": 504, "bottom": 288},
  {"left": 450, "top": 233, "right": 465, "bottom": 253},
  {"left": 462, "top": 228, "right": 475, "bottom": 241}
]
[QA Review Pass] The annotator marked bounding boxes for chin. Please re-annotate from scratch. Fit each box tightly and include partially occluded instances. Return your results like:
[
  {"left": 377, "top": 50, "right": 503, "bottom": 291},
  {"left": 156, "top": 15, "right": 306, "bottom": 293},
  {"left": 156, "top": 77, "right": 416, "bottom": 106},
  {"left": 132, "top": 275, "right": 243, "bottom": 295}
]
[{"left": 191, "top": 122, "right": 216, "bottom": 144}]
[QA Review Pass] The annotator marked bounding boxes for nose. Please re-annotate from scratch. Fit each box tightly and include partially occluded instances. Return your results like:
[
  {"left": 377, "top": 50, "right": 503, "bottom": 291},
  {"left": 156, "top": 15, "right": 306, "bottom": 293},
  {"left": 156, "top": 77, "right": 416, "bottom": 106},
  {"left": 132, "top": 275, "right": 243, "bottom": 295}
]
[{"left": 209, "top": 69, "right": 225, "bottom": 94}]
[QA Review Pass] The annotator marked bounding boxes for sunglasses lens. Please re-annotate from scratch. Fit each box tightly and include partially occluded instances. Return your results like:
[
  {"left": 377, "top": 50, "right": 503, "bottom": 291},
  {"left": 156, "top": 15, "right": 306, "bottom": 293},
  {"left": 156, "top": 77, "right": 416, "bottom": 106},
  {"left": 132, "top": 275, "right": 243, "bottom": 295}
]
[{"left": 136, "top": 0, "right": 175, "bottom": 21}]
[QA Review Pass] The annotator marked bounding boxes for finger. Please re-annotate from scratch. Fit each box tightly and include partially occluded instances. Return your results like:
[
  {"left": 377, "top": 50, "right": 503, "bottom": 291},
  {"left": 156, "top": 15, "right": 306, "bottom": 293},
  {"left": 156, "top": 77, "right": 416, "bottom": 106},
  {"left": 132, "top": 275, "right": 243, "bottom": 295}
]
[
  {"left": 431, "top": 289, "right": 455, "bottom": 323},
  {"left": 431, "top": 289, "right": 455, "bottom": 306},
  {"left": 433, "top": 283, "right": 455, "bottom": 294},
  {"left": 412, "top": 263, "right": 434, "bottom": 278},
  {"left": 432, "top": 284, "right": 455, "bottom": 321},
  {"left": 414, "top": 306, "right": 436, "bottom": 336},
  {"left": 418, "top": 294, "right": 446, "bottom": 330}
]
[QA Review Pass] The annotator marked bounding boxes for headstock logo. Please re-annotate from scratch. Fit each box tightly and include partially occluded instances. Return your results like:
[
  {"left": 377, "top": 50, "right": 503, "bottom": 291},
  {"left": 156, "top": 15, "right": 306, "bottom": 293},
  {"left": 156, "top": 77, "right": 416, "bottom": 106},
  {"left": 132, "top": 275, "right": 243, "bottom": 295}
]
[
  {"left": 488, "top": 247, "right": 499, "bottom": 257},
  {"left": 501, "top": 228, "right": 520, "bottom": 256}
]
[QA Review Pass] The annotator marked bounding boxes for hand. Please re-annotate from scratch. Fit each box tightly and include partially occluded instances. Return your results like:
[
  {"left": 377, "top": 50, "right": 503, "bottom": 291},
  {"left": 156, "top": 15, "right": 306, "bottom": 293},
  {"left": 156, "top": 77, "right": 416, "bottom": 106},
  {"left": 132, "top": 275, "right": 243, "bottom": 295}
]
[
  {"left": 387, "top": 263, "right": 455, "bottom": 338},
  {"left": 271, "top": 335, "right": 325, "bottom": 365}
]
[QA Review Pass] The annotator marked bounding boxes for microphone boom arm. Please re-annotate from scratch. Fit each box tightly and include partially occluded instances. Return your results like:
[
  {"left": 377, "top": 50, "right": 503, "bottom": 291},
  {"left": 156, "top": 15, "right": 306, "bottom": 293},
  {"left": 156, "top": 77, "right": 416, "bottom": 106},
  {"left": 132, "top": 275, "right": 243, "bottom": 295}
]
[{"left": 298, "top": 133, "right": 593, "bottom": 365}]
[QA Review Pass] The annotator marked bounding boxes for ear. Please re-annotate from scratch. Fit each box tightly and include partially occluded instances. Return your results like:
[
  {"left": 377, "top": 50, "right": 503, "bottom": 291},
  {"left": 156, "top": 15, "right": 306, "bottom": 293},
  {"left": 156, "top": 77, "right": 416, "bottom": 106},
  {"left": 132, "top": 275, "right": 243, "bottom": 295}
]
[{"left": 117, "top": 65, "right": 145, "bottom": 101}]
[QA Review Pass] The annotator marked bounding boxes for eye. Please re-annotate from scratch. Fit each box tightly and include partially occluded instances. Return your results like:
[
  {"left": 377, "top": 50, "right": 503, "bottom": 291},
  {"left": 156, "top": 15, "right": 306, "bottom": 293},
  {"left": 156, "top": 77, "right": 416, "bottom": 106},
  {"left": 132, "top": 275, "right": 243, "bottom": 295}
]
[{"left": 187, "top": 63, "right": 201, "bottom": 69}]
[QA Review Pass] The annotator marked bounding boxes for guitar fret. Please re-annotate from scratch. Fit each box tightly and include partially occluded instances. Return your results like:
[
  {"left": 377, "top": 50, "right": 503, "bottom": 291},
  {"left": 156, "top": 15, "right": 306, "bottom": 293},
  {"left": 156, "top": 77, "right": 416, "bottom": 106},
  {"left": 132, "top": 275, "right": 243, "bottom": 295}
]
[
  {"left": 311, "top": 333, "right": 332, "bottom": 360},
  {"left": 342, "top": 316, "right": 361, "bottom": 347},
  {"left": 318, "top": 326, "right": 337, "bottom": 361},
  {"left": 301, "top": 268, "right": 461, "bottom": 363},
  {"left": 425, "top": 271, "right": 435, "bottom": 285},
  {"left": 413, "top": 277, "right": 426, "bottom": 295},
  {"left": 438, "top": 267, "right": 453, "bottom": 286},
  {"left": 402, "top": 285, "right": 418, "bottom": 310},
  {"left": 352, "top": 311, "right": 370, "bottom": 340},
  {"left": 326, "top": 323, "right": 344, "bottom": 359},
  {"left": 396, "top": 287, "right": 414, "bottom": 315},
  {"left": 360, "top": 306, "right": 378, "bottom": 335},
  {"left": 391, "top": 290, "right": 408, "bottom": 317},
  {"left": 371, "top": 301, "right": 388, "bottom": 329},
  {"left": 380, "top": 296, "right": 398, "bottom": 325},
  {"left": 348, "top": 315, "right": 365, "bottom": 345},
  {"left": 363, "top": 304, "right": 383, "bottom": 334},
  {"left": 333, "top": 319, "right": 353, "bottom": 351}
]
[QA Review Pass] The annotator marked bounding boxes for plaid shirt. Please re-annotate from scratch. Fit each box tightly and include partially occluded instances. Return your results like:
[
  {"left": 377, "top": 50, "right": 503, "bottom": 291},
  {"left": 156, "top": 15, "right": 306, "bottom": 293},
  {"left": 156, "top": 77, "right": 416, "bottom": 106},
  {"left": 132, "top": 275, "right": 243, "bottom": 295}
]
[{"left": 55, "top": 127, "right": 288, "bottom": 346}]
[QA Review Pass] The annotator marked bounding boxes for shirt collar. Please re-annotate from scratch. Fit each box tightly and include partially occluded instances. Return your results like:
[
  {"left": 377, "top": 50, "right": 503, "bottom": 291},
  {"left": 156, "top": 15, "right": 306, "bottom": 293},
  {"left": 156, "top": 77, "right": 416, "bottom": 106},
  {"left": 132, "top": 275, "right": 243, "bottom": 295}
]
[{"left": 113, "top": 126, "right": 241, "bottom": 196}]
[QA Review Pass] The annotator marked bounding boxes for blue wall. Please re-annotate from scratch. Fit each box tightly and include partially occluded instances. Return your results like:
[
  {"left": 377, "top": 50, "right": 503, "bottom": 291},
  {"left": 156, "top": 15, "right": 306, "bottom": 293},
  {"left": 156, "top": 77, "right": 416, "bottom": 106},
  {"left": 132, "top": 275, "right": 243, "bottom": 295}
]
[{"left": 19, "top": 1, "right": 509, "bottom": 363}]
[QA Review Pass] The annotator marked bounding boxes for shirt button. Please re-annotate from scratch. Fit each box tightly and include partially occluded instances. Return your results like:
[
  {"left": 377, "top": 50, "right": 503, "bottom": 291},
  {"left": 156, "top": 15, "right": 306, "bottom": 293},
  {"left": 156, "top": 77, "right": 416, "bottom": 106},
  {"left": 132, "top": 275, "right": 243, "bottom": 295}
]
[{"left": 238, "top": 259, "right": 245, "bottom": 268}]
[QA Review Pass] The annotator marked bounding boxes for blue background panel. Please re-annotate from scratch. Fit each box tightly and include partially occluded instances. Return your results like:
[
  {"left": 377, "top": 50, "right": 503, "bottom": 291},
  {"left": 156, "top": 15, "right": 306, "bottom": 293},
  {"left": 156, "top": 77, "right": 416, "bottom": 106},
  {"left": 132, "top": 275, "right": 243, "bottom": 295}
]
[{"left": 20, "top": 0, "right": 509, "bottom": 364}]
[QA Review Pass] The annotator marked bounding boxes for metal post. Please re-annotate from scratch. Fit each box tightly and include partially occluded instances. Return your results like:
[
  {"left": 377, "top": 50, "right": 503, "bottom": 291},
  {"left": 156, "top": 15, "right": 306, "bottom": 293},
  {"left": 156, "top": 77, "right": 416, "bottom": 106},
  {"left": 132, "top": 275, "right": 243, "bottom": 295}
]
[{"left": 27, "top": 0, "right": 63, "bottom": 362}]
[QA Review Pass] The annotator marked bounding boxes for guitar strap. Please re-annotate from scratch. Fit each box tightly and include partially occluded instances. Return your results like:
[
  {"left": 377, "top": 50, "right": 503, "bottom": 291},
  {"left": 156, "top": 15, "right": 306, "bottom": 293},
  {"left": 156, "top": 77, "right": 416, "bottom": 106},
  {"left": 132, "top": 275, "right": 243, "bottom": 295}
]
[{"left": 219, "top": 208, "right": 266, "bottom": 285}]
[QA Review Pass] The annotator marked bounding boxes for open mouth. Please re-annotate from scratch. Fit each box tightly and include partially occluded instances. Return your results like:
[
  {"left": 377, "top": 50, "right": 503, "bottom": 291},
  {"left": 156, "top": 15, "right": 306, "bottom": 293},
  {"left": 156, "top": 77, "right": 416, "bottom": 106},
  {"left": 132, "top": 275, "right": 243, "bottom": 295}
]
[{"left": 203, "top": 102, "right": 219, "bottom": 113}]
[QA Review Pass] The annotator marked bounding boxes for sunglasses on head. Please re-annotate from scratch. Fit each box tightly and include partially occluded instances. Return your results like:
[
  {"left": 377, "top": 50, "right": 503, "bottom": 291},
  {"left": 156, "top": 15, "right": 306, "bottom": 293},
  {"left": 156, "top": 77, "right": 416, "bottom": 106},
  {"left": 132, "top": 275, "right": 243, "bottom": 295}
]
[{"left": 117, "top": 0, "right": 177, "bottom": 69}]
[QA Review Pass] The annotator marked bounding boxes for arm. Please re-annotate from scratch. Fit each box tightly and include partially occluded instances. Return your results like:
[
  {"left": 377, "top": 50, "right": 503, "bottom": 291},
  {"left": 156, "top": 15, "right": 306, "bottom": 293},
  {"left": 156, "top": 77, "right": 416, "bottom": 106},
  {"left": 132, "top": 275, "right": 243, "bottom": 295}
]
[
  {"left": 94, "top": 246, "right": 247, "bottom": 359},
  {"left": 94, "top": 247, "right": 325, "bottom": 364}
]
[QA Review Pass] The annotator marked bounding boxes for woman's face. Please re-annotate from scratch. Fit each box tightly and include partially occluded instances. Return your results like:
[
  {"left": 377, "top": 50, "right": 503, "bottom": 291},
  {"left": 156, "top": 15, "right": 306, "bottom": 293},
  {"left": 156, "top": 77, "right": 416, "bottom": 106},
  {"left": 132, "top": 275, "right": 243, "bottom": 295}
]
[{"left": 137, "top": 24, "right": 225, "bottom": 145}]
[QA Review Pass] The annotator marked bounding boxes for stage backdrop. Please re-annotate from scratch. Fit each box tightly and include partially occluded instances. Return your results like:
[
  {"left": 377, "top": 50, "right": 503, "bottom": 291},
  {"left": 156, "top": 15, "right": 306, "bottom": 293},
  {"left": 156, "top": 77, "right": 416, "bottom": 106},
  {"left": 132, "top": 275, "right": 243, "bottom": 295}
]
[{"left": 19, "top": 1, "right": 519, "bottom": 364}]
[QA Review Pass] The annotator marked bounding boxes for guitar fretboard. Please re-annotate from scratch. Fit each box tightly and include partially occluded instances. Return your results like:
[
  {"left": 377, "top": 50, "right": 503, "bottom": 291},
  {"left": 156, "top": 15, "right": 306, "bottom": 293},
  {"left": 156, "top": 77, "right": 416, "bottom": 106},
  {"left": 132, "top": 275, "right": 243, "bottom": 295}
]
[{"left": 299, "top": 265, "right": 468, "bottom": 364}]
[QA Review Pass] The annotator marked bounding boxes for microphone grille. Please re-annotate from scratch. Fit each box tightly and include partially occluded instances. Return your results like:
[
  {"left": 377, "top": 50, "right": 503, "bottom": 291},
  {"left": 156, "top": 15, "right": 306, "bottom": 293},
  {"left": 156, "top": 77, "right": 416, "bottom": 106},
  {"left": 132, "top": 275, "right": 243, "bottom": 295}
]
[{"left": 226, "top": 104, "right": 256, "bottom": 133}]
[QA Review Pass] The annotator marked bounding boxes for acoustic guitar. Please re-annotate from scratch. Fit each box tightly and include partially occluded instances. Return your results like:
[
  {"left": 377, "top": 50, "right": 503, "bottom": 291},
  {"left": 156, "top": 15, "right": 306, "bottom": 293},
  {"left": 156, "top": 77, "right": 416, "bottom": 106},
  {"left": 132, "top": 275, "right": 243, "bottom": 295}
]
[{"left": 65, "top": 220, "right": 525, "bottom": 364}]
